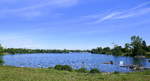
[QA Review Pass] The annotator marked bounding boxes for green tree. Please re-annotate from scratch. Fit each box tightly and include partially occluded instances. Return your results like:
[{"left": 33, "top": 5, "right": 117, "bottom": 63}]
[
  {"left": 0, "top": 55, "right": 4, "bottom": 65},
  {"left": 112, "top": 45, "right": 123, "bottom": 56},
  {"left": 130, "top": 36, "right": 146, "bottom": 56},
  {"left": 103, "top": 47, "right": 111, "bottom": 54},
  {"left": 0, "top": 44, "right": 4, "bottom": 54},
  {"left": 123, "top": 43, "right": 132, "bottom": 56},
  {"left": 142, "top": 40, "right": 148, "bottom": 51},
  {"left": 148, "top": 46, "right": 150, "bottom": 52},
  {"left": 91, "top": 47, "right": 103, "bottom": 54}
]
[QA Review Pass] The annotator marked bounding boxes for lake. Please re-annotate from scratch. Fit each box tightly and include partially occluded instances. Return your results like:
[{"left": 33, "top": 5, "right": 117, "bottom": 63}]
[{"left": 1, "top": 53, "right": 150, "bottom": 72}]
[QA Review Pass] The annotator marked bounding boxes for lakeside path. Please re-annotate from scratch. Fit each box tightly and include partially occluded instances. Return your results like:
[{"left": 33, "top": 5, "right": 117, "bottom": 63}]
[{"left": 0, "top": 66, "right": 150, "bottom": 81}]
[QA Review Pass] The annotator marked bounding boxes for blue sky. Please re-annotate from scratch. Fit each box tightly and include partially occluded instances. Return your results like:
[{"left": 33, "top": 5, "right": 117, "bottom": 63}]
[{"left": 0, "top": 0, "right": 150, "bottom": 49}]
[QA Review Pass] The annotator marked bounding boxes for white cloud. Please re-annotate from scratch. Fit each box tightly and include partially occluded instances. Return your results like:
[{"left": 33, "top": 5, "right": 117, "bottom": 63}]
[
  {"left": 85, "top": 1, "right": 150, "bottom": 24},
  {"left": 90, "top": 12, "right": 121, "bottom": 24},
  {"left": 0, "top": 0, "right": 79, "bottom": 7},
  {"left": 0, "top": 0, "right": 80, "bottom": 18},
  {"left": 114, "top": 8, "right": 150, "bottom": 19}
]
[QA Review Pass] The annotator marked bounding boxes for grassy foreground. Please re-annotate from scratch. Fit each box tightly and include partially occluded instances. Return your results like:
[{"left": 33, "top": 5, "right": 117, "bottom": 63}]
[{"left": 0, "top": 66, "right": 150, "bottom": 81}]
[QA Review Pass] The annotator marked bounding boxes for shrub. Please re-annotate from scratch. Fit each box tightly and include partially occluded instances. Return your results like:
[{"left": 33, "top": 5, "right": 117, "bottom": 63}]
[
  {"left": 54, "top": 65, "right": 63, "bottom": 70},
  {"left": 113, "top": 71, "right": 120, "bottom": 74},
  {"left": 48, "top": 67, "right": 53, "bottom": 69},
  {"left": 90, "top": 68, "right": 100, "bottom": 73},
  {"left": 76, "top": 68, "right": 88, "bottom": 73},
  {"left": 0, "top": 60, "right": 4, "bottom": 65},
  {"left": 54, "top": 65, "right": 72, "bottom": 71},
  {"left": 62, "top": 65, "right": 73, "bottom": 71}
]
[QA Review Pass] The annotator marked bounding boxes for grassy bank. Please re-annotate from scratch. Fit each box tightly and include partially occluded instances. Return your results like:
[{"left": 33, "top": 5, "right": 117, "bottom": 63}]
[{"left": 0, "top": 66, "right": 150, "bottom": 81}]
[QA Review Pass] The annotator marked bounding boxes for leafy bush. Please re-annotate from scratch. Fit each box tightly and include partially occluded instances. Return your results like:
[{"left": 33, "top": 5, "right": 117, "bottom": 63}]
[
  {"left": 0, "top": 60, "right": 4, "bottom": 65},
  {"left": 54, "top": 65, "right": 72, "bottom": 71},
  {"left": 76, "top": 68, "right": 88, "bottom": 73},
  {"left": 113, "top": 71, "right": 120, "bottom": 74},
  {"left": 54, "top": 65, "right": 63, "bottom": 70},
  {"left": 62, "top": 65, "right": 73, "bottom": 71},
  {"left": 48, "top": 67, "right": 53, "bottom": 69},
  {"left": 90, "top": 68, "right": 100, "bottom": 73}
]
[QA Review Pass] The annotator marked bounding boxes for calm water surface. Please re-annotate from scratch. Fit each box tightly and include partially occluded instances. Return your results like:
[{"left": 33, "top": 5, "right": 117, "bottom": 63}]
[{"left": 1, "top": 53, "right": 150, "bottom": 72}]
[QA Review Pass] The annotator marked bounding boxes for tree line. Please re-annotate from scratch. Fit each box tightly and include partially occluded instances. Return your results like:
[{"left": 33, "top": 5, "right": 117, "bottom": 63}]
[
  {"left": 0, "top": 35, "right": 150, "bottom": 56},
  {"left": 0, "top": 44, "right": 87, "bottom": 54},
  {"left": 91, "top": 36, "right": 150, "bottom": 56}
]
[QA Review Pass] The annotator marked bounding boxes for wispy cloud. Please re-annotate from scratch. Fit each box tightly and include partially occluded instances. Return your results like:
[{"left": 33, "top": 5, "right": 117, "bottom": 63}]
[
  {"left": 90, "top": 12, "right": 121, "bottom": 24},
  {"left": 114, "top": 8, "right": 150, "bottom": 19},
  {"left": 86, "top": 1, "right": 150, "bottom": 24},
  {"left": 0, "top": 0, "right": 79, "bottom": 18}
]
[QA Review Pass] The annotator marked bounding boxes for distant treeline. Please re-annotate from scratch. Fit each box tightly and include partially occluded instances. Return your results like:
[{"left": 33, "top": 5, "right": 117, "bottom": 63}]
[
  {"left": 0, "top": 44, "right": 88, "bottom": 54},
  {"left": 0, "top": 47, "right": 88, "bottom": 54},
  {"left": 91, "top": 36, "right": 150, "bottom": 56},
  {"left": 0, "top": 35, "right": 150, "bottom": 56}
]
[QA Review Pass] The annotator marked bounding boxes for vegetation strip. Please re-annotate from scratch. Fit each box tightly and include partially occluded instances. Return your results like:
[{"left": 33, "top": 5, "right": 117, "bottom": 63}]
[
  {"left": 0, "top": 66, "right": 150, "bottom": 81},
  {"left": 91, "top": 36, "right": 150, "bottom": 57},
  {"left": 0, "top": 36, "right": 150, "bottom": 57}
]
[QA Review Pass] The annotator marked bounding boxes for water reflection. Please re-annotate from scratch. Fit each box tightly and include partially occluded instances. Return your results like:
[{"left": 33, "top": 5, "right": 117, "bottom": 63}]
[{"left": 132, "top": 58, "right": 144, "bottom": 66}]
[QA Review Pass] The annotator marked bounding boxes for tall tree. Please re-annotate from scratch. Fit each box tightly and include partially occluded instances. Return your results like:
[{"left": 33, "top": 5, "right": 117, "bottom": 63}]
[
  {"left": 130, "top": 36, "right": 146, "bottom": 56},
  {"left": 148, "top": 46, "right": 150, "bottom": 52},
  {"left": 142, "top": 40, "right": 148, "bottom": 51},
  {"left": 103, "top": 47, "right": 111, "bottom": 54},
  {"left": 112, "top": 45, "right": 123, "bottom": 56},
  {"left": 123, "top": 43, "right": 132, "bottom": 56},
  {"left": 0, "top": 44, "right": 4, "bottom": 54},
  {"left": 0, "top": 55, "right": 4, "bottom": 65}
]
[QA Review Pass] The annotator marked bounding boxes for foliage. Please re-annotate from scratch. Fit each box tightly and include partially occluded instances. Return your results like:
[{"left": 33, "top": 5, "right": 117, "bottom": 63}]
[
  {"left": 0, "top": 55, "right": 4, "bottom": 65},
  {"left": 113, "top": 71, "right": 120, "bottom": 74},
  {"left": 54, "top": 65, "right": 73, "bottom": 71},
  {"left": 130, "top": 36, "right": 146, "bottom": 56},
  {"left": 90, "top": 68, "right": 100, "bottom": 73},
  {"left": 2, "top": 48, "right": 88, "bottom": 54},
  {"left": 142, "top": 41, "right": 148, "bottom": 51},
  {"left": 0, "top": 60, "right": 3, "bottom": 65},
  {"left": 76, "top": 68, "right": 88, "bottom": 73},
  {"left": 91, "top": 47, "right": 112, "bottom": 54},
  {"left": 0, "top": 43, "right": 88, "bottom": 54},
  {"left": 48, "top": 67, "right": 53, "bottom": 69},
  {"left": 112, "top": 45, "right": 123, "bottom": 56},
  {"left": 0, "top": 59, "right": 3, "bottom": 65},
  {"left": 148, "top": 46, "right": 150, "bottom": 52},
  {"left": 91, "top": 36, "right": 149, "bottom": 57},
  {"left": 4, "top": 48, "right": 70, "bottom": 54},
  {"left": 54, "top": 65, "right": 63, "bottom": 70},
  {"left": 0, "top": 44, "right": 4, "bottom": 54}
]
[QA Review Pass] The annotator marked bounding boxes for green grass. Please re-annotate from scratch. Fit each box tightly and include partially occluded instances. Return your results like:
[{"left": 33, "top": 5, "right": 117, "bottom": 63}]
[
  {"left": 0, "top": 66, "right": 150, "bottom": 81},
  {"left": 146, "top": 52, "right": 150, "bottom": 55}
]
